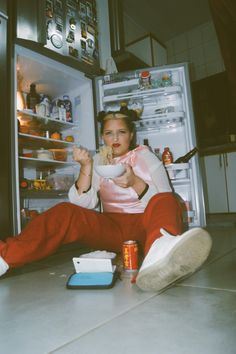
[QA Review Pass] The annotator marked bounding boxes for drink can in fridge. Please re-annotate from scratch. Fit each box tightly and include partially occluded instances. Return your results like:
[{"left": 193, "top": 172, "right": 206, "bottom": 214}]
[{"left": 123, "top": 240, "right": 138, "bottom": 271}]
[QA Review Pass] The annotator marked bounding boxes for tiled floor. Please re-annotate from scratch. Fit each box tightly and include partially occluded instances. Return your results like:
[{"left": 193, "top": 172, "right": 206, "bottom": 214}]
[{"left": 1, "top": 218, "right": 236, "bottom": 354}]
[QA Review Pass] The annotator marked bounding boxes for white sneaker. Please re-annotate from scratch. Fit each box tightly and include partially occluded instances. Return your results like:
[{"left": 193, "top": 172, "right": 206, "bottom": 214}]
[
  {"left": 0, "top": 256, "right": 9, "bottom": 277},
  {"left": 136, "top": 228, "right": 212, "bottom": 292}
]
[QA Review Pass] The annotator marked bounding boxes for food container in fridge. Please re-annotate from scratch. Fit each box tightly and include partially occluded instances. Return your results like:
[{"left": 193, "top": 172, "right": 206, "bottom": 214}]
[
  {"left": 36, "top": 149, "right": 54, "bottom": 160},
  {"left": 46, "top": 173, "right": 74, "bottom": 191},
  {"left": 49, "top": 148, "right": 68, "bottom": 161}
]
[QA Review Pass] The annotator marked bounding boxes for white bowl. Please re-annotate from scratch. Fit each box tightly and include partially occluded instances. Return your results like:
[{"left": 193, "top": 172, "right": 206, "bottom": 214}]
[{"left": 95, "top": 164, "right": 125, "bottom": 178}]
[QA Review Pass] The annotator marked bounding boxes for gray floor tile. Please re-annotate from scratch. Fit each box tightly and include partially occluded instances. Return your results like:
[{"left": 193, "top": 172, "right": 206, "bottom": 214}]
[
  {"left": 205, "top": 226, "right": 236, "bottom": 263},
  {"left": 0, "top": 222, "right": 235, "bottom": 354},
  {"left": 0, "top": 262, "right": 154, "bottom": 354},
  {"left": 178, "top": 249, "right": 236, "bottom": 291},
  {"left": 51, "top": 286, "right": 236, "bottom": 354}
]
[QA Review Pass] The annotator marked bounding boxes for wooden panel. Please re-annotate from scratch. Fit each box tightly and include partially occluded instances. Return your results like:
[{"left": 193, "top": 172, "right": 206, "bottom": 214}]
[{"left": 192, "top": 72, "right": 233, "bottom": 149}]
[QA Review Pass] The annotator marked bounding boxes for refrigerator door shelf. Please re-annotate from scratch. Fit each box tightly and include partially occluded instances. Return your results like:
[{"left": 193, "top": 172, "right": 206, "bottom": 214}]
[
  {"left": 103, "top": 85, "right": 182, "bottom": 103},
  {"left": 166, "top": 163, "right": 190, "bottom": 180},
  {"left": 171, "top": 179, "right": 191, "bottom": 186},
  {"left": 134, "top": 115, "right": 183, "bottom": 131},
  {"left": 141, "top": 111, "right": 184, "bottom": 120},
  {"left": 103, "top": 78, "right": 139, "bottom": 91}
]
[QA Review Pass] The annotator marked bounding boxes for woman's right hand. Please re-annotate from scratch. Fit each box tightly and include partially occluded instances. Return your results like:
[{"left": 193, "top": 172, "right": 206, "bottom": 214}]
[{"left": 73, "top": 146, "right": 92, "bottom": 168}]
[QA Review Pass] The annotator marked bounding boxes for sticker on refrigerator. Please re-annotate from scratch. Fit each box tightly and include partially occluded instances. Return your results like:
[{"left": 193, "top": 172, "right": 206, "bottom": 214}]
[
  {"left": 79, "top": 2, "right": 87, "bottom": 19},
  {"left": 46, "top": 0, "right": 53, "bottom": 18},
  {"left": 81, "top": 21, "right": 87, "bottom": 38}
]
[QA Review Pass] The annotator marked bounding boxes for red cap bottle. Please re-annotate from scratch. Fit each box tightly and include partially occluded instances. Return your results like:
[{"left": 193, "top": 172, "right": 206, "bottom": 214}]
[{"left": 162, "top": 147, "right": 173, "bottom": 165}]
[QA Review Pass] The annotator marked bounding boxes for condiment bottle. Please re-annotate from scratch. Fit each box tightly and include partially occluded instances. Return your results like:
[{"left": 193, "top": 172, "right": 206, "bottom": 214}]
[
  {"left": 162, "top": 147, "right": 173, "bottom": 165},
  {"left": 154, "top": 148, "right": 162, "bottom": 160},
  {"left": 162, "top": 71, "right": 172, "bottom": 86},
  {"left": 140, "top": 71, "right": 152, "bottom": 89},
  {"left": 143, "top": 138, "right": 153, "bottom": 152},
  {"left": 58, "top": 100, "right": 66, "bottom": 121},
  {"left": 63, "top": 95, "right": 73, "bottom": 122},
  {"left": 120, "top": 101, "right": 129, "bottom": 114},
  {"left": 26, "top": 83, "right": 40, "bottom": 112}
]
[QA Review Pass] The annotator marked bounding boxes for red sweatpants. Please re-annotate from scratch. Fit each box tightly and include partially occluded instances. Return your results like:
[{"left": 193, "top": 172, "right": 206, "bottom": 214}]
[{"left": 0, "top": 192, "right": 183, "bottom": 269}]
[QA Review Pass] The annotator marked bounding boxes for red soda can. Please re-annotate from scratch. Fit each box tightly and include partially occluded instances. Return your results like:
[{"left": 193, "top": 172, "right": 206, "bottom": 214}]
[{"left": 123, "top": 240, "right": 138, "bottom": 271}]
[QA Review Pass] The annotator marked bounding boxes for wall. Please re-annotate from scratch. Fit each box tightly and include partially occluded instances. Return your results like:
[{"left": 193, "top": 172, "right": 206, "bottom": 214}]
[
  {"left": 123, "top": 13, "right": 147, "bottom": 44},
  {"left": 123, "top": 12, "right": 224, "bottom": 82},
  {"left": 166, "top": 21, "right": 224, "bottom": 81}
]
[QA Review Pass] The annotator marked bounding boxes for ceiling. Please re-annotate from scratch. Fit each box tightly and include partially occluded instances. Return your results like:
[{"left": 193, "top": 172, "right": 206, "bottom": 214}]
[{"left": 123, "top": 0, "right": 213, "bottom": 43}]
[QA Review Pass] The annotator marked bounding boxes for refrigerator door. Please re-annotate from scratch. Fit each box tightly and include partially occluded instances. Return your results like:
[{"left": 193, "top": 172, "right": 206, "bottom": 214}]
[
  {"left": 94, "top": 63, "right": 206, "bottom": 227},
  {"left": 0, "top": 11, "right": 14, "bottom": 239},
  {"left": 15, "top": 0, "right": 100, "bottom": 71},
  {"left": 14, "top": 44, "right": 96, "bottom": 233}
]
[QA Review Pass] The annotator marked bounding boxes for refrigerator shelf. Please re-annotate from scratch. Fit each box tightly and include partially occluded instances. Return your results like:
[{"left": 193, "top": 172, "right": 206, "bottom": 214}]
[
  {"left": 141, "top": 111, "right": 184, "bottom": 120},
  {"left": 20, "top": 190, "right": 69, "bottom": 199},
  {"left": 103, "top": 85, "right": 182, "bottom": 103},
  {"left": 17, "top": 110, "right": 79, "bottom": 129},
  {"left": 19, "top": 156, "right": 78, "bottom": 169},
  {"left": 18, "top": 133, "right": 77, "bottom": 150}
]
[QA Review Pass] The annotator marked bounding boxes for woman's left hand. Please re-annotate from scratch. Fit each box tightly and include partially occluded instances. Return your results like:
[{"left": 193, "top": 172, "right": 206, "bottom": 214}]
[{"left": 113, "top": 164, "right": 136, "bottom": 188}]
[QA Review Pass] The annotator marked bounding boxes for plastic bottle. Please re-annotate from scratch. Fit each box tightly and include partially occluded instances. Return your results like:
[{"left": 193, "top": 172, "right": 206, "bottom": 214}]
[
  {"left": 143, "top": 139, "right": 153, "bottom": 152},
  {"left": 154, "top": 148, "right": 162, "bottom": 160},
  {"left": 63, "top": 95, "right": 73, "bottom": 122},
  {"left": 140, "top": 71, "right": 152, "bottom": 89},
  {"left": 120, "top": 101, "right": 129, "bottom": 114},
  {"left": 51, "top": 99, "right": 59, "bottom": 119},
  {"left": 42, "top": 95, "right": 51, "bottom": 117},
  {"left": 26, "top": 83, "right": 40, "bottom": 112},
  {"left": 58, "top": 100, "right": 66, "bottom": 121},
  {"left": 174, "top": 147, "right": 198, "bottom": 163},
  {"left": 162, "top": 147, "right": 173, "bottom": 165}
]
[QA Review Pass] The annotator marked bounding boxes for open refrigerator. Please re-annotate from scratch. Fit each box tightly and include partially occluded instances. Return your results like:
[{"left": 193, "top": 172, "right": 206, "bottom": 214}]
[
  {"left": 14, "top": 44, "right": 97, "bottom": 233},
  {"left": 14, "top": 44, "right": 205, "bottom": 234},
  {"left": 94, "top": 64, "right": 206, "bottom": 228}
]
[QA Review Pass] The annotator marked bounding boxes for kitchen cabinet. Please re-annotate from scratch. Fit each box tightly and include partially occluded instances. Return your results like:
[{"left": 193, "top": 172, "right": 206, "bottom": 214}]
[
  {"left": 125, "top": 34, "right": 167, "bottom": 68},
  {"left": 192, "top": 72, "right": 235, "bottom": 149},
  {"left": 203, "top": 152, "right": 236, "bottom": 213},
  {"left": 0, "top": 0, "right": 7, "bottom": 14}
]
